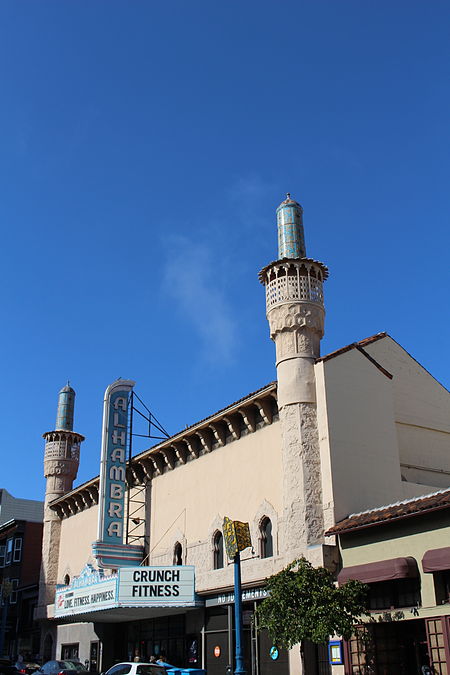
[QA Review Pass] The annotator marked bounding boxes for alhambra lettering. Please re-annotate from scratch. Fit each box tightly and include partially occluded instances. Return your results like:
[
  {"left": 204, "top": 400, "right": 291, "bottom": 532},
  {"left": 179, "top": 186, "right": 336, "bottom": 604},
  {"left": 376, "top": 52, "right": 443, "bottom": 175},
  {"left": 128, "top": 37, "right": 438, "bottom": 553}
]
[{"left": 106, "top": 393, "right": 128, "bottom": 538}]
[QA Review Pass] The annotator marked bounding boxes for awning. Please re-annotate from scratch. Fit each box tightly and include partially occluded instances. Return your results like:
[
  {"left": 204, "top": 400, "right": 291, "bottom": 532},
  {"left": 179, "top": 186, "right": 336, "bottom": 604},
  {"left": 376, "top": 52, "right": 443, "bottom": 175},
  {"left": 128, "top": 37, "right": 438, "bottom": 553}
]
[
  {"left": 338, "top": 557, "right": 418, "bottom": 585},
  {"left": 423, "top": 547, "right": 450, "bottom": 573}
]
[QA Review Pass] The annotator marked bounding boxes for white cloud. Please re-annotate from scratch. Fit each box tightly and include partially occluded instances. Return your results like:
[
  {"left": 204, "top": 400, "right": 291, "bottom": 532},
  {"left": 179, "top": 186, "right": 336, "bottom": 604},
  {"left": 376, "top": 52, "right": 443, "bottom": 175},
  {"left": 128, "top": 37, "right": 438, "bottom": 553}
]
[{"left": 162, "top": 235, "right": 238, "bottom": 365}]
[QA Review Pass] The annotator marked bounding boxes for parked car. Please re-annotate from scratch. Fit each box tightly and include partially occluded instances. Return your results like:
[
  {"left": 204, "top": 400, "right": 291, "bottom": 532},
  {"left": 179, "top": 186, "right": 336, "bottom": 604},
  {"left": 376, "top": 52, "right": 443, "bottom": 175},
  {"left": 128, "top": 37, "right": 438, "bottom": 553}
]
[
  {"left": 38, "top": 662, "right": 88, "bottom": 675},
  {"left": 62, "top": 665, "right": 87, "bottom": 675},
  {"left": 16, "top": 663, "right": 41, "bottom": 675},
  {"left": 102, "top": 663, "right": 168, "bottom": 675}
]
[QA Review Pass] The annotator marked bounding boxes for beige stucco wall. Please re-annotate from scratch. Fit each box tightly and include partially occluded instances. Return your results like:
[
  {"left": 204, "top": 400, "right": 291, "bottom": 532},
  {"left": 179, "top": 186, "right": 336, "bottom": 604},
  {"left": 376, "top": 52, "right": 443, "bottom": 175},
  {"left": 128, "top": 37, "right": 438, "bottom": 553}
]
[
  {"left": 148, "top": 420, "right": 285, "bottom": 591},
  {"left": 339, "top": 513, "right": 450, "bottom": 615},
  {"left": 316, "top": 349, "right": 403, "bottom": 523},
  {"left": 366, "top": 337, "right": 450, "bottom": 489},
  {"left": 57, "top": 503, "right": 99, "bottom": 582},
  {"left": 402, "top": 481, "right": 440, "bottom": 499}
]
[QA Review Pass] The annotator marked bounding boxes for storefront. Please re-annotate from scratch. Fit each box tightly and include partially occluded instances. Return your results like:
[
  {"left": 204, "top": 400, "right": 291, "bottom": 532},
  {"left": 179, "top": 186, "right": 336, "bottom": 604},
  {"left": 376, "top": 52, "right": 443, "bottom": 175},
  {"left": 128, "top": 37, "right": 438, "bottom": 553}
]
[
  {"left": 203, "top": 586, "right": 289, "bottom": 675},
  {"left": 327, "top": 490, "right": 450, "bottom": 675}
]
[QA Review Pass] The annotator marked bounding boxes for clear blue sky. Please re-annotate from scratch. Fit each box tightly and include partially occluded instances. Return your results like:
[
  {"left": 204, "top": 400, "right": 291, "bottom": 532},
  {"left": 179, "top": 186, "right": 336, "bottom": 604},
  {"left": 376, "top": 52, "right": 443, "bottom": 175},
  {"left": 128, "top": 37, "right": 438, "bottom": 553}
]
[{"left": 1, "top": 1, "right": 449, "bottom": 501}]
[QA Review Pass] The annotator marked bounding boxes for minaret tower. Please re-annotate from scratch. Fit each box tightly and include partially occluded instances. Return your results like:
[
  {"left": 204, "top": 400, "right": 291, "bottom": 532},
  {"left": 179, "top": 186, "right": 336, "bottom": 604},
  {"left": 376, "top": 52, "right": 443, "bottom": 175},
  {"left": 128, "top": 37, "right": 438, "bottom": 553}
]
[
  {"left": 259, "top": 195, "right": 328, "bottom": 560},
  {"left": 39, "top": 384, "right": 85, "bottom": 607}
]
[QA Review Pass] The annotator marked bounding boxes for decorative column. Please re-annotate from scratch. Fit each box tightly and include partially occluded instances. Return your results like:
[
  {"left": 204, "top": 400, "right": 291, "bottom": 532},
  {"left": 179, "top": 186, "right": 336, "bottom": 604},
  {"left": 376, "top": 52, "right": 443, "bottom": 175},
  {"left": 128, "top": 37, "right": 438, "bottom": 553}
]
[
  {"left": 38, "top": 384, "right": 84, "bottom": 608},
  {"left": 259, "top": 195, "right": 328, "bottom": 559}
]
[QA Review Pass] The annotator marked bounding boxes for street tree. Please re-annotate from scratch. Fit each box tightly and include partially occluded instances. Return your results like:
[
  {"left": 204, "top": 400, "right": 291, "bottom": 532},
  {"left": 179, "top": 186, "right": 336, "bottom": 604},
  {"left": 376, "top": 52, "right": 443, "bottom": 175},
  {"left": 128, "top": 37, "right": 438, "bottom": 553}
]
[{"left": 255, "top": 557, "right": 369, "bottom": 655}]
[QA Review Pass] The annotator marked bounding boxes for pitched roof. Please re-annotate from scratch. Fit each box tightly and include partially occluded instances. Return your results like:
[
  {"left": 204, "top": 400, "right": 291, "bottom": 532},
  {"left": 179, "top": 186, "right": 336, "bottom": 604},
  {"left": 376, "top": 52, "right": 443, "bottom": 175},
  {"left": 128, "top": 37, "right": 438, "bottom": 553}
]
[
  {"left": 315, "top": 332, "right": 393, "bottom": 379},
  {"left": 325, "top": 487, "right": 450, "bottom": 536},
  {"left": 316, "top": 332, "right": 387, "bottom": 363}
]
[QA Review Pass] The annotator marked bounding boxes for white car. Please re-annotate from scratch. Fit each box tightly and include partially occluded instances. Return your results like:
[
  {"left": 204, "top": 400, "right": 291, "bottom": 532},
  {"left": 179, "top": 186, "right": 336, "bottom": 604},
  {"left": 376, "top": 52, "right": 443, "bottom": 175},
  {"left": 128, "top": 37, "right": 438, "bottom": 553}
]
[{"left": 103, "top": 663, "right": 169, "bottom": 675}]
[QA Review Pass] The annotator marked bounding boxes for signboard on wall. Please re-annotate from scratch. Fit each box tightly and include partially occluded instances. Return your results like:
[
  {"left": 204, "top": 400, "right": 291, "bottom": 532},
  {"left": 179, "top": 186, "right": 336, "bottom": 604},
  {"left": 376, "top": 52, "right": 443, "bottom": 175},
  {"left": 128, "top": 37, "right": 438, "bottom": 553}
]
[
  {"left": 118, "top": 566, "right": 196, "bottom": 606},
  {"left": 205, "top": 585, "right": 269, "bottom": 607}
]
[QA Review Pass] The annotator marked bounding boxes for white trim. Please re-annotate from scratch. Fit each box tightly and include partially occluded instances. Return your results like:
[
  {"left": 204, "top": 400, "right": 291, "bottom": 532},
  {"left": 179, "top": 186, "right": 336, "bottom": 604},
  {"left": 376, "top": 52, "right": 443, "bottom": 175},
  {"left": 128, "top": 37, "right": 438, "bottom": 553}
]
[{"left": 13, "top": 537, "right": 22, "bottom": 563}]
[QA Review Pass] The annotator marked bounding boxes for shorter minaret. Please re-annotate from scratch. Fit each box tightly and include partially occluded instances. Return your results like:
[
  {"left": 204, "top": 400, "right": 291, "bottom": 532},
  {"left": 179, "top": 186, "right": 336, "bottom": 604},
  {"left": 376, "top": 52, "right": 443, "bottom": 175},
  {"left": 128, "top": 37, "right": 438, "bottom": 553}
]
[
  {"left": 259, "top": 196, "right": 328, "bottom": 560},
  {"left": 38, "top": 384, "right": 84, "bottom": 608}
]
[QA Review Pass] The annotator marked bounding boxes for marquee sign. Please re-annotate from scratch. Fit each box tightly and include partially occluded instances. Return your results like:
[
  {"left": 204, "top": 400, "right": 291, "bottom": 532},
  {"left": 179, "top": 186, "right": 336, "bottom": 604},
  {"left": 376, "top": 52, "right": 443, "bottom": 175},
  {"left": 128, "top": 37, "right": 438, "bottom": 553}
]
[
  {"left": 93, "top": 379, "right": 144, "bottom": 568},
  {"left": 54, "top": 565, "right": 199, "bottom": 618},
  {"left": 118, "top": 566, "right": 196, "bottom": 606},
  {"left": 55, "top": 565, "right": 117, "bottom": 617}
]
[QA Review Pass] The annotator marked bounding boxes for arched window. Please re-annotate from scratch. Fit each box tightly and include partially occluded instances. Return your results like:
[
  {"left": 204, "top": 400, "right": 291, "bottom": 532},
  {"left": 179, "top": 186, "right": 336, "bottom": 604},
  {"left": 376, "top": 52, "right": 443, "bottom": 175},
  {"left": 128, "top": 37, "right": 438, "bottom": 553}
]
[
  {"left": 213, "top": 531, "right": 224, "bottom": 570},
  {"left": 260, "top": 517, "right": 273, "bottom": 559},
  {"left": 173, "top": 541, "right": 183, "bottom": 566},
  {"left": 64, "top": 574, "right": 70, "bottom": 586}
]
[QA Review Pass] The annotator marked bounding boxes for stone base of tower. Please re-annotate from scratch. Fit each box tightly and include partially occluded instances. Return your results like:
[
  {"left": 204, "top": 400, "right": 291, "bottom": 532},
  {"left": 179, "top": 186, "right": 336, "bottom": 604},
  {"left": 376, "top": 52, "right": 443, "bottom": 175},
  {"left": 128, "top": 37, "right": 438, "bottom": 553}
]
[
  {"left": 279, "top": 402, "right": 324, "bottom": 562},
  {"left": 38, "top": 517, "right": 62, "bottom": 609}
]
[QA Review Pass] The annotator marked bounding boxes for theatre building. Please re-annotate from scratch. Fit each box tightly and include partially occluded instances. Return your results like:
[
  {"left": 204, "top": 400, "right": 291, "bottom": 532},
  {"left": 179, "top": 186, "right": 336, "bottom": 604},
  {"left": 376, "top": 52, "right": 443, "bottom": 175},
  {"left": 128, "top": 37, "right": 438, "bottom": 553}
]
[{"left": 35, "top": 196, "right": 450, "bottom": 674}]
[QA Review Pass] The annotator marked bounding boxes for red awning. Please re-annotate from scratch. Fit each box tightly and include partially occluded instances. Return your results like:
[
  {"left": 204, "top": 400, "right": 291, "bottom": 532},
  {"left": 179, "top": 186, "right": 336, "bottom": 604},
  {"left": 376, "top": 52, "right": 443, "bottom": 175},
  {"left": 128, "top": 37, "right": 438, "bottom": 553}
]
[
  {"left": 338, "top": 557, "right": 418, "bottom": 585},
  {"left": 423, "top": 547, "right": 450, "bottom": 573}
]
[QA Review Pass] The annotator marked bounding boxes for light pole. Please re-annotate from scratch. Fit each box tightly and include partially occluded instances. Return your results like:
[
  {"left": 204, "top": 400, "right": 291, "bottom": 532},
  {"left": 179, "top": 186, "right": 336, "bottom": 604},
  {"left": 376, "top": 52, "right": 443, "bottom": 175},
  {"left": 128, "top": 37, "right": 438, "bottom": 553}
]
[{"left": 233, "top": 552, "right": 245, "bottom": 675}]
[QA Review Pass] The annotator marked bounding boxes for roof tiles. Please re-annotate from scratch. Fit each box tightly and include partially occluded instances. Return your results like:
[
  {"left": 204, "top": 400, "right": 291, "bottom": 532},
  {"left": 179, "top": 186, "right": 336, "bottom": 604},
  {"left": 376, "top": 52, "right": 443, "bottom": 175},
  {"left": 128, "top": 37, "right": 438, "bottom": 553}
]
[{"left": 326, "top": 487, "right": 450, "bottom": 535}]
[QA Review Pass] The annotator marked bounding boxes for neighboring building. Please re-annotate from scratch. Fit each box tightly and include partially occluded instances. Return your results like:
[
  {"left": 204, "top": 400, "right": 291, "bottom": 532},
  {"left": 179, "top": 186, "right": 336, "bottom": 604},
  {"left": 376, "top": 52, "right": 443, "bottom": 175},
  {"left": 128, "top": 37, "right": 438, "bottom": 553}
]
[
  {"left": 327, "top": 488, "right": 450, "bottom": 675},
  {"left": 0, "top": 490, "right": 43, "bottom": 527},
  {"left": 0, "top": 513, "right": 43, "bottom": 660},
  {"left": 35, "top": 196, "right": 450, "bottom": 675}
]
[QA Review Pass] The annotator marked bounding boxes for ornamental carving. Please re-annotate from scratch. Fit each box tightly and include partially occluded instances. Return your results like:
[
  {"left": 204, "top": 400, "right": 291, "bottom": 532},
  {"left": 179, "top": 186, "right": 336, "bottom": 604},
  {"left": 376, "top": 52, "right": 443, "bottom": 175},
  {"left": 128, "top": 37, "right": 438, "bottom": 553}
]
[
  {"left": 44, "top": 459, "right": 78, "bottom": 479},
  {"left": 268, "top": 302, "right": 324, "bottom": 339},
  {"left": 296, "top": 331, "right": 312, "bottom": 353},
  {"left": 279, "top": 403, "right": 324, "bottom": 553}
]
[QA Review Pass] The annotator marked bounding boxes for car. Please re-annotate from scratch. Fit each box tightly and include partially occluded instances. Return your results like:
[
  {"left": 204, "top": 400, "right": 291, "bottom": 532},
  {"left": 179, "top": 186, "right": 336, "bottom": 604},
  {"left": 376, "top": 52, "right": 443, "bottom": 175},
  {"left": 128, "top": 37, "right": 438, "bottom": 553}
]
[
  {"left": 38, "top": 662, "right": 88, "bottom": 675},
  {"left": 62, "top": 665, "right": 87, "bottom": 675},
  {"left": 102, "top": 662, "right": 169, "bottom": 675},
  {"left": 16, "top": 663, "right": 41, "bottom": 675}
]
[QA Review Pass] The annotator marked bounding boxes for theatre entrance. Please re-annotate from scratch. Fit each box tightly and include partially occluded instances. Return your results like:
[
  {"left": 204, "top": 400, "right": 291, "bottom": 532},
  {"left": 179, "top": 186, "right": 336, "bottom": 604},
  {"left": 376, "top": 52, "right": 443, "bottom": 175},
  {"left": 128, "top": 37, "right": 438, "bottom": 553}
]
[{"left": 204, "top": 603, "right": 288, "bottom": 675}]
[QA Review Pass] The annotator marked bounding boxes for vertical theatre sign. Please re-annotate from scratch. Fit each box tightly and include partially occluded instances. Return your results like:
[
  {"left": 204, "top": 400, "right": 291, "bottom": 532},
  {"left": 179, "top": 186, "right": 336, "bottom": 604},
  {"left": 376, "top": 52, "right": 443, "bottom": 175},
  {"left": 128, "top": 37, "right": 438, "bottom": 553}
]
[{"left": 92, "top": 379, "right": 144, "bottom": 568}]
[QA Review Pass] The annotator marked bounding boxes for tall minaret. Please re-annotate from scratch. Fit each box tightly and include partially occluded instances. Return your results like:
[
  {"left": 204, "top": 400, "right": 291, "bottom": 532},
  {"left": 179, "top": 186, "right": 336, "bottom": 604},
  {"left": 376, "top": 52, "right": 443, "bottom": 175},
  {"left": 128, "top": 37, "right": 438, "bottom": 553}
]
[
  {"left": 259, "top": 195, "right": 328, "bottom": 560},
  {"left": 38, "top": 384, "right": 85, "bottom": 608}
]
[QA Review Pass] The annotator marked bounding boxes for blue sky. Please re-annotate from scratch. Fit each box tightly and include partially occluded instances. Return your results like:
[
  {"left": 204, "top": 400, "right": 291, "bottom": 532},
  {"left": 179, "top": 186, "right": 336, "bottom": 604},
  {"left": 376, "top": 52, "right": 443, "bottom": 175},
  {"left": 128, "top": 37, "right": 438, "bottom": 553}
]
[{"left": 0, "top": 1, "right": 449, "bottom": 501}]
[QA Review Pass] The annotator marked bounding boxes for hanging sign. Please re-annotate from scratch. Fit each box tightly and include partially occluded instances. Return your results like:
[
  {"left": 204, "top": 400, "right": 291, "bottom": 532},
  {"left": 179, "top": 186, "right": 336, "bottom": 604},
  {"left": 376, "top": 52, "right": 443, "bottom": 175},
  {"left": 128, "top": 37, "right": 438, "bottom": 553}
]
[
  {"left": 97, "top": 379, "right": 135, "bottom": 544},
  {"left": 222, "top": 517, "right": 252, "bottom": 560},
  {"left": 93, "top": 379, "right": 144, "bottom": 568}
]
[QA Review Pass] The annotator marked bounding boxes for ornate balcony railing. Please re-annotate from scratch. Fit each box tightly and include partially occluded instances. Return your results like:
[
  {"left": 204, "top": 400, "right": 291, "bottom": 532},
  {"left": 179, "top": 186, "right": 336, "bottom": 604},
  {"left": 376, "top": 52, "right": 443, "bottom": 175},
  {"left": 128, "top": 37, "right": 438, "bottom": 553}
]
[{"left": 266, "top": 270, "right": 324, "bottom": 309}]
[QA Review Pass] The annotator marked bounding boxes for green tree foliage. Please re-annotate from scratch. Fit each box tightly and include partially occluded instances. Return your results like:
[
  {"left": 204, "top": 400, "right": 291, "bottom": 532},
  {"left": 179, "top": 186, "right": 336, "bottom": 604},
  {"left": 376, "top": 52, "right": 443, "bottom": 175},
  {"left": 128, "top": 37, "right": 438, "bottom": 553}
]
[{"left": 256, "top": 558, "right": 369, "bottom": 649}]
